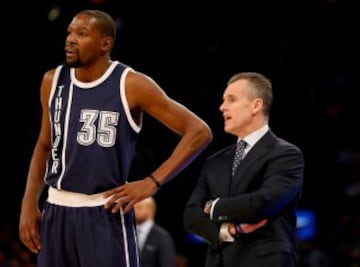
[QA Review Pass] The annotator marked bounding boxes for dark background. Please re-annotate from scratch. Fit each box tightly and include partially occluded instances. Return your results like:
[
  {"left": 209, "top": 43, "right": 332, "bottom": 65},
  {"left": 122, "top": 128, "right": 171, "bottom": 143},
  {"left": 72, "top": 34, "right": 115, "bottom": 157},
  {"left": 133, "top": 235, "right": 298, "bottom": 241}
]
[{"left": 2, "top": 1, "right": 359, "bottom": 266}]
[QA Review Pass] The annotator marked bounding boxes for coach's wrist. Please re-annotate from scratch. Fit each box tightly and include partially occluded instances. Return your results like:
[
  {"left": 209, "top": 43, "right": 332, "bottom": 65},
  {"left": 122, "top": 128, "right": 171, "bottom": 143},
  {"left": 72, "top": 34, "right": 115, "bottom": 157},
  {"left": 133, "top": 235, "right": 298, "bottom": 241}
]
[
  {"left": 234, "top": 224, "right": 245, "bottom": 237},
  {"left": 228, "top": 223, "right": 244, "bottom": 238}
]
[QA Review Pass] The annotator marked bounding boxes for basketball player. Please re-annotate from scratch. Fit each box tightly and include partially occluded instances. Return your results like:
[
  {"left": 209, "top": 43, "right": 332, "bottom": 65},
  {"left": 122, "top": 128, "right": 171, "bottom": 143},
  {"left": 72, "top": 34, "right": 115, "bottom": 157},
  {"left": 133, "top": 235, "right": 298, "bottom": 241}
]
[{"left": 19, "top": 9, "right": 212, "bottom": 267}]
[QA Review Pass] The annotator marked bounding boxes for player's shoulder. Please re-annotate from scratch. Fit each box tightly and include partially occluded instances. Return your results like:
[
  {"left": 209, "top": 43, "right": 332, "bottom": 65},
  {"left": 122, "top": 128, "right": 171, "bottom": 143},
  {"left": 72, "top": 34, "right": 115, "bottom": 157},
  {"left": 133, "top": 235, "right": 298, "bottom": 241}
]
[
  {"left": 125, "top": 67, "right": 158, "bottom": 92},
  {"left": 42, "top": 65, "right": 64, "bottom": 82}
]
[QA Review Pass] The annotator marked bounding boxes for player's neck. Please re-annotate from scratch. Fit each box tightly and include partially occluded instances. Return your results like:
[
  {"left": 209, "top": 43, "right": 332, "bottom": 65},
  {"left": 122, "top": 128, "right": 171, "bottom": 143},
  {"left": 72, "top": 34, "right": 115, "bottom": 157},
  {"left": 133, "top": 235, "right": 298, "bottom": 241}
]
[{"left": 75, "top": 59, "right": 113, "bottom": 82}]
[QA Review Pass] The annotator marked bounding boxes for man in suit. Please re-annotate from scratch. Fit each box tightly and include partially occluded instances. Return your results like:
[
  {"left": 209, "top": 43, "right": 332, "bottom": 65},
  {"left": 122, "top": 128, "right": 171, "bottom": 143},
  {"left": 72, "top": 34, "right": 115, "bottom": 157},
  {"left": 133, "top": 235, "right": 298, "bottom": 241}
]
[
  {"left": 183, "top": 72, "right": 304, "bottom": 267},
  {"left": 134, "top": 197, "right": 177, "bottom": 267}
]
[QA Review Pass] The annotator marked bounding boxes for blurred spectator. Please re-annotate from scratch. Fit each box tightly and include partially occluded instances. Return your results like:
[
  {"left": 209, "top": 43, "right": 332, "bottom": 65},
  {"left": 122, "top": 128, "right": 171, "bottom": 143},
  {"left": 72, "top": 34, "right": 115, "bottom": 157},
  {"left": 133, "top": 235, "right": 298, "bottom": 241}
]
[{"left": 134, "top": 197, "right": 177, "bottom": 267}]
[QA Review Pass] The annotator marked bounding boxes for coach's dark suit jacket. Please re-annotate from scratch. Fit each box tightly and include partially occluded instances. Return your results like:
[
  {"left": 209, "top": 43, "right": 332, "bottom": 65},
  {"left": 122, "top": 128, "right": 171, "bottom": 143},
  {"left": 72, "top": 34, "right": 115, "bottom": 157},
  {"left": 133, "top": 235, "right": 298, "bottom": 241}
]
[
  {"left": 140, "top": 223, "right": 177, "bottom": 267},
  {"left": 183, "top": 130, "right": 304, "bottom": 267}
]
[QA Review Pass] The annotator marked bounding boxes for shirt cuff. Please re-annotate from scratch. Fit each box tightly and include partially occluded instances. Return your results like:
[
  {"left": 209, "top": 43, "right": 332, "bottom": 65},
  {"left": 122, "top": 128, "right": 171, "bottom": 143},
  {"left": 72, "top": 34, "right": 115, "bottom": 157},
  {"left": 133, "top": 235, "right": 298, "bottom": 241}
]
[
  {"left": 219, "top": 223, "right": 234, "bottom": 242},
  {"left": 209, "top": 197, "right": 220, "bottom": 220}
]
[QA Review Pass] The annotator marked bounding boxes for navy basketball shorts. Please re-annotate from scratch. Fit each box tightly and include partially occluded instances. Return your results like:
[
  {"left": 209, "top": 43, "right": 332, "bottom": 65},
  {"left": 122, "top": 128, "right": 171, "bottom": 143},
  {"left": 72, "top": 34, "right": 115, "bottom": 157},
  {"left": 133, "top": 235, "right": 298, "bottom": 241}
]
[{"left": 37, "top": 187, "right": 140, "bottom": 267}]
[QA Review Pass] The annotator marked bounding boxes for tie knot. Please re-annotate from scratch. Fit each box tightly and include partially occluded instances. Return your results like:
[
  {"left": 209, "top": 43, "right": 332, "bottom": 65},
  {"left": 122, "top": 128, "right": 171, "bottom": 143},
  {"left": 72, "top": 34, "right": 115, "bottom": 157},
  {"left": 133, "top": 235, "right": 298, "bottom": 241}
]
[{"left": 237, "top": 140, "right": 247, "bottom": 149}]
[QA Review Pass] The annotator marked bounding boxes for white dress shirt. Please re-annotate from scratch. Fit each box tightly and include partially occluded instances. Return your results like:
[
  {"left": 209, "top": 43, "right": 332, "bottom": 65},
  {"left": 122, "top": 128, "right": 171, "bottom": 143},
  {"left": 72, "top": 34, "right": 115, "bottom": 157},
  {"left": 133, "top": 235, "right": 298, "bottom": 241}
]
[
  {"left": 217, "top": 124, "right": 269, "bottom": 242},
  {"left": 136, "top": 220, "right": 154, "bottom": 251}
]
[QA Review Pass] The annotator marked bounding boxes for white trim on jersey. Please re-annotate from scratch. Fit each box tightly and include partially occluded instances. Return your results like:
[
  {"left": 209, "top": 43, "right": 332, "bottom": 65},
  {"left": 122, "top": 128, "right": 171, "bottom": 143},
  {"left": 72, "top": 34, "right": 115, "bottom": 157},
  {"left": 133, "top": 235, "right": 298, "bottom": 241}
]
[
  {"left": 45, "top": 65, "right": 63, "bottom": 184},
  {"left": 70, "top": 61, "right": 119, "bottom": 88},
  {"left": 120, "top": 67, "right": 142, "bottom": 133},
  {"left": 56, "top": 80, "right": 74, "bottom": 190}
]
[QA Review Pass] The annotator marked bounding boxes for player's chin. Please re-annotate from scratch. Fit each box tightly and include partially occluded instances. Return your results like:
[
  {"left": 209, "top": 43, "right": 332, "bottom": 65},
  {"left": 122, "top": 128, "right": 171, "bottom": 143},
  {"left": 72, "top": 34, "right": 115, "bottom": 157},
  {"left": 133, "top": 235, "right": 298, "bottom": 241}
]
[{"left": 65, "top": 57, "right": 80, "bottom": 68}]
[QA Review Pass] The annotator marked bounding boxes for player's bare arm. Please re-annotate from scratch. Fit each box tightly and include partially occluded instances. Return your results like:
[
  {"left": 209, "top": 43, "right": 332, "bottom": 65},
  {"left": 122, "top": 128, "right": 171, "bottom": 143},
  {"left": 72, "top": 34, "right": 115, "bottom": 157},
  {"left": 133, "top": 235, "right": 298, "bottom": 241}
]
[
  {"left": 19, "top": 70, "right": 54, "bottom": 253},
  {"left": 104, "top": 70, "right": 212, "bottom": 214}
]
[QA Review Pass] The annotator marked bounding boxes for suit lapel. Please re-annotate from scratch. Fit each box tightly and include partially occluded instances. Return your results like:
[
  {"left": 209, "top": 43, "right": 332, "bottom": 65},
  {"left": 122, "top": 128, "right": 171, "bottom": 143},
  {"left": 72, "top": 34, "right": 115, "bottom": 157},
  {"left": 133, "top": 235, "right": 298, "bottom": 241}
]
[
  {"left": 230, "top": 131, "right": 277, "bottom": 194},
  {"left": 219, "top": 145, "right": 236, "bottom": 196}
]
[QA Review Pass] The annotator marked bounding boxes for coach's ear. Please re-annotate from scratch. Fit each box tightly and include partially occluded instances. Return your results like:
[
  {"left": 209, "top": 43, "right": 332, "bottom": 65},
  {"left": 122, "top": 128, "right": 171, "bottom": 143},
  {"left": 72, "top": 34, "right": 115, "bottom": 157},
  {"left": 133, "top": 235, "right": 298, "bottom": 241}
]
[{"left": 252, "top": 98, "right": 263, "bottom": 115}]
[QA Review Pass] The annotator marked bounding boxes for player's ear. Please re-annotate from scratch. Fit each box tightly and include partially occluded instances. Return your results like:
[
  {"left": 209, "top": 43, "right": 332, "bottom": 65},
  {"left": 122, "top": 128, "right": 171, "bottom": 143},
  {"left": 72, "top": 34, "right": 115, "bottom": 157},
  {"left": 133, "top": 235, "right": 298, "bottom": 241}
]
[{"left": 102, "top": 36, "right": 113, "bottom": 52}]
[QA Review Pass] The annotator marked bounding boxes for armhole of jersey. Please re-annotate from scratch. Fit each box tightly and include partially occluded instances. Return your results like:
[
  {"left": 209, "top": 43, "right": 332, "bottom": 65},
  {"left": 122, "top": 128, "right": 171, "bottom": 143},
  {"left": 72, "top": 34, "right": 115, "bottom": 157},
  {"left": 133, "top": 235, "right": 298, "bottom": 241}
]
[
  {"left": 44, "top": 65, "right": 63, "bottom": 186},
  {"left": 48, "top": 65, "right": 63, "bottom": 107},
  {"left": 48, "top": 65, "right": 63, "bottom": 121},
  {"left": 120, "top": 67, "right": 142, "bottom": 133}
]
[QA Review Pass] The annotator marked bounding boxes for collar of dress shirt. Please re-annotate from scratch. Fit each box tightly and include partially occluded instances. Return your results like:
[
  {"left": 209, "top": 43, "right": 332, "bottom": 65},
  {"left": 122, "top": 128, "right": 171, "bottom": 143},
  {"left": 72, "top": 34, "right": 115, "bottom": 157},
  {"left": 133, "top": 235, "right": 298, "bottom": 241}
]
[{"left": 237, "top": 124, "right": 269, "bottom": 155}]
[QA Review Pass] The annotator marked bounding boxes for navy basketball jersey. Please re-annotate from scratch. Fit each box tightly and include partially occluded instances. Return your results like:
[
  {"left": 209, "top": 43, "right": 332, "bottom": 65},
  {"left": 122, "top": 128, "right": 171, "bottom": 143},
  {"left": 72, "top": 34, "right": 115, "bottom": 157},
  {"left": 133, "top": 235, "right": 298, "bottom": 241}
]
[{"left": 45, "top": 61, "right": 142, "bottom": 194}]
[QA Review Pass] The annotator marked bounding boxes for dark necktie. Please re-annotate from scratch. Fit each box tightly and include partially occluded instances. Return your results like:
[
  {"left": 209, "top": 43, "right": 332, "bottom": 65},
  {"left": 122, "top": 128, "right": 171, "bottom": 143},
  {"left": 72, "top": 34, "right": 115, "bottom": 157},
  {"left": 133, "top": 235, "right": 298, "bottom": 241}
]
[{"left": 232, "top": 140, "right": 247, "bottom": 176}]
